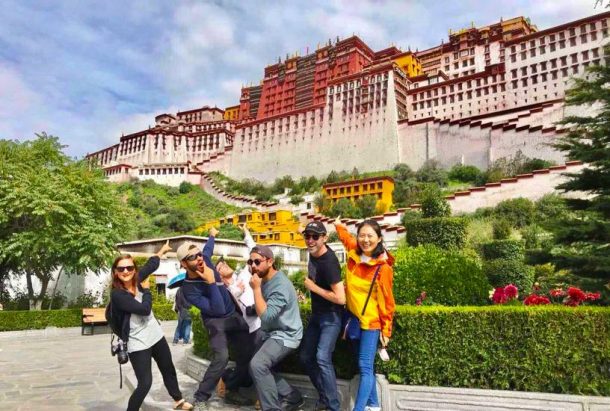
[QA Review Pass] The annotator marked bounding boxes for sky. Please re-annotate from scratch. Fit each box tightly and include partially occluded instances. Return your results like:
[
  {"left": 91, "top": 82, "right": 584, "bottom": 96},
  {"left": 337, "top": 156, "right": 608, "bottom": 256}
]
[{"left": 0, "top": 0, "right": 601, "bottom": 158}]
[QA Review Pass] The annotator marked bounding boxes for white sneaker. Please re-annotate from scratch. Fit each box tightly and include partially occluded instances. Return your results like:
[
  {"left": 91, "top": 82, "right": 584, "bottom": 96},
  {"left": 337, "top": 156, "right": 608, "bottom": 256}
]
[{"left": 364, "top": 407, "right": 381, "bottom": 411}]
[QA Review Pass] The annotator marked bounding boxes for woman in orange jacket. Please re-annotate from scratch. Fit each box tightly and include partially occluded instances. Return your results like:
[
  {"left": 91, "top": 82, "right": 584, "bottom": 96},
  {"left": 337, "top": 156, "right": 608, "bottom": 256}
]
[{"left": 334, "top": 218, "right": 395, "bottom": 411}]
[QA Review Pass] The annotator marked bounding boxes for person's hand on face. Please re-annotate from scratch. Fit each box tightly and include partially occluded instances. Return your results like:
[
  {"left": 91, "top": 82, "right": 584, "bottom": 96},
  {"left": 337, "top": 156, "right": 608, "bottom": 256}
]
[
  {"left": 249, "top": 273, "right": 262, "bottom": 289},
  {"left": 198, "top": 265, "right": 215, "bottom": 284}
]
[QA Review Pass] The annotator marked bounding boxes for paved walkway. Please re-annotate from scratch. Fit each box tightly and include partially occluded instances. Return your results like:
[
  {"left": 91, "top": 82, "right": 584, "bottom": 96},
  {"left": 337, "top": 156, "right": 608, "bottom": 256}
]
[{"left": 0, "top": 321, "right": 195, "bottom": 411}]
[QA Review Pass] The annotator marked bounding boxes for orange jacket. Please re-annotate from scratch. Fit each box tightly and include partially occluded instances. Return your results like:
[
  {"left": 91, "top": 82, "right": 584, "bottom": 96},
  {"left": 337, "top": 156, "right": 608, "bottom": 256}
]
[{"left": 336, "top": 224, "right": 395, "bottom": 338}]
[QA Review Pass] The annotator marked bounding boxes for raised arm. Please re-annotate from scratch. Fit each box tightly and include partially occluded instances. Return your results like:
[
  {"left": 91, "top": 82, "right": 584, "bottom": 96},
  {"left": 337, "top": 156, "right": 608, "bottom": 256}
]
[{"left": 334, "top": 220, "right": 357, "bottom": 251}]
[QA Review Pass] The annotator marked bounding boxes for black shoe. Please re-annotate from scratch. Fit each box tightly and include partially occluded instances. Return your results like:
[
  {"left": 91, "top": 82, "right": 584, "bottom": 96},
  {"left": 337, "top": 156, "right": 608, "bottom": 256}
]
[
  {"left": 224, "top": 390, "right": 255, "bottom": 406},
  {"left": 314, "top": 400, "right": 328, "bottom": 411},
  {"left": 281, "top": 397, "right": 304, "bottom": 411}
]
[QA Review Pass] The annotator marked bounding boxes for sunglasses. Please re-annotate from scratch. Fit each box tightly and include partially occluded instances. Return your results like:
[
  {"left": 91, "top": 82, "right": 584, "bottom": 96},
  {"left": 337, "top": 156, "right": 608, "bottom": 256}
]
[
  {"left": 247, "top": 258, "right": 268, "bottom": 266},
  {"left": 303, "top": 233, "right": 321, "bottom": 241},
  {"left": 115, "top": 266, "right": 135, "bottom": 272},
  {"left": 185, "top": 252, "right": 203, "bottom": 262}
]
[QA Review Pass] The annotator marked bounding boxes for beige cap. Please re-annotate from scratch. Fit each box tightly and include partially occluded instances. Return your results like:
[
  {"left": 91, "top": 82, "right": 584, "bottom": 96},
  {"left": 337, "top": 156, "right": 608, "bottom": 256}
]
[{"left": 176, "top": 242, "right": 200, "bottom": 261}]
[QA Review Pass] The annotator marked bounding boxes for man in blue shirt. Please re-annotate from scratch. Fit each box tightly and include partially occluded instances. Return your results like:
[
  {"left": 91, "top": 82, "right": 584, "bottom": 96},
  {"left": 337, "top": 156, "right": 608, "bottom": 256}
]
[{"left": 178, "top": 228, "right": 254, "bottom": 410}]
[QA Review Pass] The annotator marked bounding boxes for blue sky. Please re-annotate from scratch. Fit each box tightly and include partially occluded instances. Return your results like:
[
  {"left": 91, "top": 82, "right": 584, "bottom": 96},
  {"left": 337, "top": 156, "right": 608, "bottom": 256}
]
[{"left": 0, "top": 0, "right": 599, "bottom": 158}]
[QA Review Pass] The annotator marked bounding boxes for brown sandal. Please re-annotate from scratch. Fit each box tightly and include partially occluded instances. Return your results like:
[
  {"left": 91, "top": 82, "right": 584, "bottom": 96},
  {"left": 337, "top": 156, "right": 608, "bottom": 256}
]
[{"left": 174, "top": 399, "right": 193, "bottom": 410}]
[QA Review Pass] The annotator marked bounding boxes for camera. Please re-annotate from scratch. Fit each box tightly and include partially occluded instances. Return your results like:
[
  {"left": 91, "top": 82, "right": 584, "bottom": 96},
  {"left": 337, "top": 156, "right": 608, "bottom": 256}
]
[{"left": 111, "top": 339, "right": 129, "bottom": 364}]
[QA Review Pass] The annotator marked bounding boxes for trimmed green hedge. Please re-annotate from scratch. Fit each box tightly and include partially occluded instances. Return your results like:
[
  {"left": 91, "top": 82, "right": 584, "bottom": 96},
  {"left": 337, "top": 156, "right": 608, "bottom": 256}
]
[
  {"left": 481, "top": 239, "right": 525, "bottom": 261},
  {"left": 191, "top": 305, "right": 610, "bottom": 395},
  {"left": 405, "top": 217, "right": 467, "bottom": 249},
  {"left": 393, "top": 245, "right": 490, "bottom": 306},
  {"left": 0, "top": 308, "right": 82, "bottom": 331},
  {"left": 379, "top": 306, "right": 610, "bottom": 395},
  {"left": 0, "top": 303, "right": 176, "bottom": 332}
]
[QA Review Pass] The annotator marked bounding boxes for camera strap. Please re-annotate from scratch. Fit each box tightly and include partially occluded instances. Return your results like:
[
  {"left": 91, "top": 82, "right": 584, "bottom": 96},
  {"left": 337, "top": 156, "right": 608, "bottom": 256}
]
[{"left": 111, "top": 334, "right": 124, "bottom": 389}]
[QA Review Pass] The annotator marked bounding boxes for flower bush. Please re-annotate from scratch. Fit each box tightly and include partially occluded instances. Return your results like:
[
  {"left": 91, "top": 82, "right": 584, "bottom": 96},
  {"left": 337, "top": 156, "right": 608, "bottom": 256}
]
[{"left": 491, "top": 284, "right": 600, "bottom": 306}]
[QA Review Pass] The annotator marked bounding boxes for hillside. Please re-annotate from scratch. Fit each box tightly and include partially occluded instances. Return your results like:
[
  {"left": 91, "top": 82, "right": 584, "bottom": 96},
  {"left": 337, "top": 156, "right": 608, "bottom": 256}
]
[{"left": 114, "top": 180, "right": 240, "bottom": 240}]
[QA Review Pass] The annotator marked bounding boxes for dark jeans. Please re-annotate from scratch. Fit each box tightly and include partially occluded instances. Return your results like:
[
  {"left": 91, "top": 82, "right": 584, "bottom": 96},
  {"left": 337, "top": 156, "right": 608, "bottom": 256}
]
[
  {"left": 250, "top": 338, "right": 302, "bottom": 411},
  {"left": 194, "top": 312, "right": 253, "bottom": 401},
  {"left": 127, "top": 337, "right": 182, "bottom": 411},
  {"left": 299, "top": 311, "right": 342, "bottom": 411}
]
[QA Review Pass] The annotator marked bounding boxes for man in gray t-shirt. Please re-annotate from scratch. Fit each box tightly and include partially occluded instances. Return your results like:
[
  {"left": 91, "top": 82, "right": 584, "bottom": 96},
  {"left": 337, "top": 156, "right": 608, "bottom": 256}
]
[{"left": 249, "top": 245, "right": 304, "bottom": 411}]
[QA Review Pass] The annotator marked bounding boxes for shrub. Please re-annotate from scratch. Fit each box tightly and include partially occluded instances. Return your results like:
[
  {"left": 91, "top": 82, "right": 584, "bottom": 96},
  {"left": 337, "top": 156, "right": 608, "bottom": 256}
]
[
  {"left": 492, "top": 219, "right": 512, "bottom": 240},
  {"left": 481, "top": 239, "right": 525, "bottom": 261},
  {"left": 178, "top": 181, "right": 193, "bottom": 194},
  {"left": 400, "top": 209, "right": 421, "bottom": 226},
  {"left": 289, "top": 270, "right": 308, "bottom": 295},
  {"left": 405, "top": 217, "right": 467, "bottom": 249},
  {"left": 393, "top": 245, "right": 489, "bottom": 306},
  {"left": 493, "top": 198, "right": 535, "bottom": 228},
  {"left": 535, "top": 194, "right": 569, "bottom": 227},
  {"left": 483, "top": 259, "right": 535, "bottom": 294},
  {"left": 448, "top": 164, "right": 483, "bottom": 183},
  {"left": 420, "top": 189, "right": 451, "bottom": 218},
  {"left": 415, "top": 160, "right": 448, "bottom": 186},
  {"left": 355, "top": 195, "right": 378, "bottom": 218},
  {"left": 215, "top": 224, "right": 244, "bottom": 241}
]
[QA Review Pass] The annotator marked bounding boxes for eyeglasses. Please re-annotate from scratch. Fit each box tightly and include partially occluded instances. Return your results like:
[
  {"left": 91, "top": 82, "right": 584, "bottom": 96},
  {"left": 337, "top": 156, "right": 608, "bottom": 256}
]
[
  {"left": 303, "top": 233, "right": 321, "bottom": 241},
  {"left": 115, "top": 266, "right": 135, "bottom": 272},
  {"left": 247, "top": 258, "right": 267, "bottom": 266},
  {"left": 185, "top": 252, "right": 203, "bottom": 262}
]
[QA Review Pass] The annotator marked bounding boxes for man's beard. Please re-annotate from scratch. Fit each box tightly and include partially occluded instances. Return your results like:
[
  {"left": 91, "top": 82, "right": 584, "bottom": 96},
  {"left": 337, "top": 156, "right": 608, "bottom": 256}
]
[{"left": 256, "top": 267, "right": 270, "bottom": 278}]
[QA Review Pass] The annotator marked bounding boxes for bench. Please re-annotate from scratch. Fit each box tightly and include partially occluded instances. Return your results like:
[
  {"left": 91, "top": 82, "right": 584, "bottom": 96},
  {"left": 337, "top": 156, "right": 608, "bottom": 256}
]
[{"left": 82, "top": 308, "right": 108, "bottom": 335}]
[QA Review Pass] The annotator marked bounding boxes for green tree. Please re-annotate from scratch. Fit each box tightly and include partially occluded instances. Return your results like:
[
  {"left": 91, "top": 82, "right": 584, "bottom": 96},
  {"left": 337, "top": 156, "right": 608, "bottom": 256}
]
[
  {"left": 416, "top": 160, "right": 448, "bottom": 186},
  {"left": 355, "top": 195, "right": 378, "bottom": 218},
  {"left": 549, "top": 54, "right": 610, "bottom": 280},
  {"left": 0, "top": 134, "right": 130, "bottom": 309}
]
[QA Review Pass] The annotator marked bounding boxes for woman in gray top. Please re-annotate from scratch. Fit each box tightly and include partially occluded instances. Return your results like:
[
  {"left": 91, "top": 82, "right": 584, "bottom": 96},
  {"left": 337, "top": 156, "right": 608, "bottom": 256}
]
[{"left": 110, "top": 241, "right": 193, "bottom": 411}]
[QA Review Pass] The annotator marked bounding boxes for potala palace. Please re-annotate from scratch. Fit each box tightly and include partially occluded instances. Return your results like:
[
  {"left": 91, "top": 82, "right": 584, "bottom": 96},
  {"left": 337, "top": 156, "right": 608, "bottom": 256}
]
[{"left": 88, "top": 12, "right": 608, "bottom": 184}]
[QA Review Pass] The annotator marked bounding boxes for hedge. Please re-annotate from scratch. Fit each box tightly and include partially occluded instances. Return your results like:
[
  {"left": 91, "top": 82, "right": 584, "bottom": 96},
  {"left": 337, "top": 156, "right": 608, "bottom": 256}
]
[
  {"left": 0, "top": 303, "right": 176, "bottom": 332},
  {"left": 393, "top": 245, "right": 490, "bottom": 306},
  {"left": 191, "top": 305, "right": 610, "bottom": 395},
  {"left": 405, "top": 217, "right": 467, "bottom": 249},
  {"left": 481, "top": 239, "right": 525, "bottom": 261}
]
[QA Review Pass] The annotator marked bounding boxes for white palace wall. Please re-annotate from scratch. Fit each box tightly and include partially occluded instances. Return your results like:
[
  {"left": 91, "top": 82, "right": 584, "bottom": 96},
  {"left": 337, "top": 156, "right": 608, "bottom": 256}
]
[{"left": 228, "top": 71, "right": 401, "bottom": 182}]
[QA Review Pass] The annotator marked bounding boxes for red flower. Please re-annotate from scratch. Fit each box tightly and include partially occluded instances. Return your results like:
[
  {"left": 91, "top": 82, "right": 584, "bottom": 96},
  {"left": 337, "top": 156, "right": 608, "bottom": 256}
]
[
  {"left": 492, "top": 287, "right": 507, "bottom": 304},
  {"left": 504, "top": 284, "right": 519, "bottom": 299},
  {"left": 549, "top": 288, "right": 565, "bottom": 298},
  {"left": 586, "top": 292, "right": 601, "bottom": 301},
  {"left": 567, "top": 287, "right": 587, "bottom": 302},
  {"left": 524, "top": 294, "right": 551, "bottom": 306}
]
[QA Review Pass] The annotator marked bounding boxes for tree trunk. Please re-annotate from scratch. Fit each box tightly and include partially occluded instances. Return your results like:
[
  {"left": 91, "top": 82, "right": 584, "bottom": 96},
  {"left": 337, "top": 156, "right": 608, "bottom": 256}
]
[
  {"left": 48, "top": 266, "right": 64, "bottom": 310},
  {"left": 26, "top": 271, "right": 38, "bottom": 310},
  {"left": 37, "top": 276, "right": 50, "bottom": 310}
]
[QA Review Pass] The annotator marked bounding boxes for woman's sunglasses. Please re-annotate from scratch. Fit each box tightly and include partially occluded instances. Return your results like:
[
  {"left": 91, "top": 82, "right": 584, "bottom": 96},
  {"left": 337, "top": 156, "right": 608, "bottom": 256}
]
[
  {"left": 247, "top": 258, "right": 267, "bottom": 266},
  {"left": 115, "top": 266, "right": 135, "bottom": 272}
]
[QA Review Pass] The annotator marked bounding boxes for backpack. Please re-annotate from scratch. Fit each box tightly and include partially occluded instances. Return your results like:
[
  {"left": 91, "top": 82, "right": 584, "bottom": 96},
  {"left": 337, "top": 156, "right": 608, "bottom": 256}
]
[{"left": 105, "top": 301, "right": 123, "bottom": 337}]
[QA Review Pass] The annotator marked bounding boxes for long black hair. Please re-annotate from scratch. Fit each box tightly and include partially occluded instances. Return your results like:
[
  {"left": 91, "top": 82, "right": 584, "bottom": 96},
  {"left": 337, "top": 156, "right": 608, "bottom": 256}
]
[{"left": 356, "top": 219, "right": 385, "bottom": 258}]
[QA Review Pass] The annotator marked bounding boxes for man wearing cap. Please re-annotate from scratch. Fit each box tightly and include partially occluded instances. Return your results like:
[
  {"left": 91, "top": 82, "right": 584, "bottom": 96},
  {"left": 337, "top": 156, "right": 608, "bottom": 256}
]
[
  {"left": 177, "top": 228, "right": 254, "bottom": 410},
  {"left": 248, "top": 245, "right": 304, "bottom": 411},
  {"left": 298, "top": 221, "right": 345, "bottom": 411}
]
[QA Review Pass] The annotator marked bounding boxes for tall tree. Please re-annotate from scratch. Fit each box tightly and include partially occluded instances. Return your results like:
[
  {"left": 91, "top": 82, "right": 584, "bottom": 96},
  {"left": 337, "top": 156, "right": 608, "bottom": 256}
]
[
  {"left": 551, "top": 53, "right": 610, "bottom": 281},
  {"left": 0, "top": 134, "right": 130, "bottom": 309}
]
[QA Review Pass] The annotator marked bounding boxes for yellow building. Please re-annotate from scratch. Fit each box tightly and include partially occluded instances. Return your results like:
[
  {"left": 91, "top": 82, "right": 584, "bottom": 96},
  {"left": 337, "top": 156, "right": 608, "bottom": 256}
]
[
  {"left": 393, "top": 52, "right": 423, "bottom": 78},
  {"left": 198, "top": 209, "right": 304, "bottom": 247},
  {"left": 322, "top": 176, "right": 394, "bottom": 213},
  {"left": 223, "top": 105, "right": 240, "bottom": 121}
]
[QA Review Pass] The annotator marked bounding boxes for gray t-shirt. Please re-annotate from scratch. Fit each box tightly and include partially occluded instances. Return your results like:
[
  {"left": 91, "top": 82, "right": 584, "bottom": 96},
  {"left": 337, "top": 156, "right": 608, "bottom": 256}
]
[
  {"left": 260, "top": 271, "right": 303, "bottom": 349},
  {"left": 128, "top": 290, "right": 164, "bottom": 353}
]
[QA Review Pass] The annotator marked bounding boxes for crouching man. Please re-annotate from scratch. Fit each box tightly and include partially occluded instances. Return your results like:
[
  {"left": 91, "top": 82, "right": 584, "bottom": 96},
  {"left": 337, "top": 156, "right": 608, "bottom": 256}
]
[{"left": 249, "top": 245, "right": 304, "bottom": 411}]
